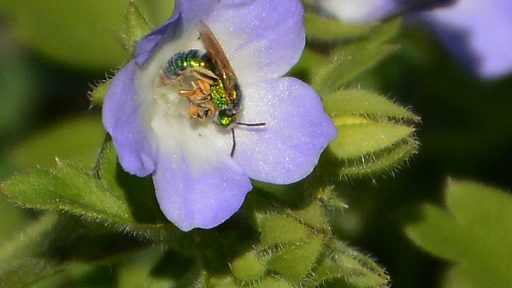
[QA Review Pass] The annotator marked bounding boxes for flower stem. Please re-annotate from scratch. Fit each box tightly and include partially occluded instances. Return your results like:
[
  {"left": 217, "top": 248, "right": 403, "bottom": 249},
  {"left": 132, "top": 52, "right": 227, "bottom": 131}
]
[{"left": 91, "top": 133, "right": 112, "bottom": 179}]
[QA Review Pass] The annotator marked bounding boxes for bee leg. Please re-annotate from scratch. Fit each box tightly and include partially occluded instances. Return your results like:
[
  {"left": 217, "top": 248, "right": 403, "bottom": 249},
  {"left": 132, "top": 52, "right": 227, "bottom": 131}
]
[
  {"left": 198, "top": 101, "right": 216, "bottom": 117},
  {"left": 196, "top": 78, "right": 212, "bottom": 95},
  {"left": 180, "top": 79, "right": 212, "bottom": 104},
  {"left": 183, "top": 80, "right": 211, "bottom": 105},
  {"left": 179, "top": 81, "right": 198, "bottom": 97},
  {"left": 189, "top": 102, "right": 214, "bottom": 120},
  {"left": 188, "top": 103, "right": 207, "bottom": 119},
  {"left": 230, "top": 128, "right": 236, "bottom": 157}
]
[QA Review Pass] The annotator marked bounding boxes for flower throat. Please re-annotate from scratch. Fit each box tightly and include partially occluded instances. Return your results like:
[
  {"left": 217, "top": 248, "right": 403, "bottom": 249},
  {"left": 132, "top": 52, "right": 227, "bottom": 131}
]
[{"left": 159, "top": 22, "right": 265, "bottom": 156}]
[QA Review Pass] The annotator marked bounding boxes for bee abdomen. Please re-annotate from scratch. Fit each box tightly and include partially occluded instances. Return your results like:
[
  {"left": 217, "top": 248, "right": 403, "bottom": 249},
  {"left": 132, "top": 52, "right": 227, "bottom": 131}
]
[{"left": 163, "top": 49, "right": 209, "bottom": 78}]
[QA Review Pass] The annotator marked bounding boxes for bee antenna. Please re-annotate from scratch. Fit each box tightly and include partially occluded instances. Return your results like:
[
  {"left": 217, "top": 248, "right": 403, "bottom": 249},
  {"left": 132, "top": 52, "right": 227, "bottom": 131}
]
[
  {"left": 236, "top": 122, "right": 266, "bottom": 127},
  {"left": 230, "top": 123, "right": 265, "bottom": 157},
  {"left": 230, "top": 128, "right": 236, "bottom": 157}
]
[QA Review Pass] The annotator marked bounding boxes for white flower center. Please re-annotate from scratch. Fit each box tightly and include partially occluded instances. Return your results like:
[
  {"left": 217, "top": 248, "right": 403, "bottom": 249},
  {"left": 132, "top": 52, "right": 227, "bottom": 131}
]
[{"left": 136, "top": 26, "right": 232, "bottom": 169}]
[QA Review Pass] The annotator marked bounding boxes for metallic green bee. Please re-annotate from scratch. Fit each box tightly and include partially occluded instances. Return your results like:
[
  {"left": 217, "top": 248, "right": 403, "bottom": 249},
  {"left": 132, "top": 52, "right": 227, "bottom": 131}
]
[{"left": 160, "top": 22, "right": 265, "bottom": 156}]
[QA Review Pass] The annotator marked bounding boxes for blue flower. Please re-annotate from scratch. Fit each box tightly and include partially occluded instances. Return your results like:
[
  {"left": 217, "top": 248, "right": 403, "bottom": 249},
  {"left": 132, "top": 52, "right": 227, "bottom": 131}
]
[
  {"left": 102, "top": 0, "right": 337, "bottom": 231},
  {"left": 312, "top": 0, "right": 512, "bottom": 78},
  {"left": 418, "top": 0, "right": 512, "bottom": 78}
]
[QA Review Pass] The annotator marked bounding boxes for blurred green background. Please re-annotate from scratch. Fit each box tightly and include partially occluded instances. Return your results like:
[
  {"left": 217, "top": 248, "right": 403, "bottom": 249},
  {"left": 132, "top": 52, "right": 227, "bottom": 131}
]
[{"left": 0, "top": 1, "right": 511, "bottom": 287}]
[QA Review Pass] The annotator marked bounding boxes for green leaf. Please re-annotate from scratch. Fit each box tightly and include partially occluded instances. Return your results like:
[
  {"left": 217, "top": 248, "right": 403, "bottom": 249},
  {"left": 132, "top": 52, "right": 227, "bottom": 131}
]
[
  {"left": 117, "top": 247, "right": 176, "bottom": 288},
  {"left": 305, "top": 13, "right": 373, "bottom": 41},
  {"left": 0, "top": 258, "right": 66, "bottom": 288},
  {"left": 268, "top": 236, "right": 324, "bottom": 282},
  {"left": 311, "top": 18, "right": 401, "bottom": 95},
  {"left": 366, "top": 17, "right": 402, "bottom": 45},
  {"left": 96, "top": 141, "right": 168, "bottom": 224},
  {"left": 289, "top": 201, "right": 328, "bottom": 231},
  {"left": 329, "top": 121, "right": 414, "bottom": 159},
  {"left": 323, "top": 89, "right": 419, "bottom": 177},
  {"left": 0, "top": 213, "right": 58, "bottom": 264},
  {"left": 337, "top": 139, "right": 417, "bottom": 177},
  {"left": 8, "top": 115, "right": 105, "bottom": 169},
  {"left": 313, "top": 240, "right": 390, "bottom": 288},
  {"left": 0, "top": 196, "right": 29, "bottom": 242},
  {"left": 324, "top": 89, "right": 419, "bottom": 121},
  {"left": 259, "top": 277, "right": 292, "bottom": 288},
  {"left": 445, "top": 180, "right": 512, "bottom": 235},
  {"left": 312, "top": 43, "right": 397, "bottom": 96},
  {"left": 5, "top": 0, "right": 173, "bottom": 70},
  {"left": 402, "top": 204, "right": 461, "bottom": 261},
  {"left": 260, "top": 214, "right": 313, "bottom": 246},
  {"left": 1, "top": 161, "right": 181, "bottom": 245},
  {"left": 403, "top": 180, "right": 512, "bottom": 288},
  {"left": 32, "top": 262, "right": 118, "bottom": 288},
  {"left": 122, "top": 1, "right": 152, "bottom": 54},
  {"left": 289, "top": 48, "right": 328, "bottom": 78},
  {"left": 209, "top": 276, "right": 239, "bottom": 288},
  {"left": 2, "top": 165, "right": 131, "bottom": 222},
  {"left": 231, "top": 251, "right": 266, "bottom": 281},
  {"left": 89, "top": 79, "right": 111, "bottom": 107}
]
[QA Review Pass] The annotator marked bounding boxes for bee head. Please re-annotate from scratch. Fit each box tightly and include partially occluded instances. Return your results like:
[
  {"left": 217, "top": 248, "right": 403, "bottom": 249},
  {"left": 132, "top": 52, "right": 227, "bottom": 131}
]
[{"left": 215, "top": 108, "right": 236, "bottom": 127}]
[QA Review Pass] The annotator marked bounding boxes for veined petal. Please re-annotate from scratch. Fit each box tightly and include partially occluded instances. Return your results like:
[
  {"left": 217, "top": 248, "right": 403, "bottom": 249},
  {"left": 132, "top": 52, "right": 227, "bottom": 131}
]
[
  {"left": 233, "top": 78, "right": 337, "bottom": 184},
  {"left": 102, "top": 61, "right": 156, "bottom": 177},
  {"left": 206, "top": 0, "right": 305, "bottom": 85},
  {"left": 153, "top": 147, "right": 252, "bottom": 231}
]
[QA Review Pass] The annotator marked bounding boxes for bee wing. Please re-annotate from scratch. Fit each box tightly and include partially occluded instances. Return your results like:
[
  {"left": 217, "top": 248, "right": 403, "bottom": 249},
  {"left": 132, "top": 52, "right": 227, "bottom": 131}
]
[{"left": 198, "top": 21, "right": 238, "bottom": 101}]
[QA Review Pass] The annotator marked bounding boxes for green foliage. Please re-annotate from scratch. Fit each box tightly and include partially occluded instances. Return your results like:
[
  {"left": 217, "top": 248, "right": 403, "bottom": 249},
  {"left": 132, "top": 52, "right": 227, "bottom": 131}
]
[
  {"left": 230, "top": 251, "right": 266, "bottom": 281},
  {"left": 223, "top": 199, "right": 390, "bottom": 288},
  {"left": 324, "top": 90, "right": 418, "bottom": 178},
  {"left": 0, "top": 4, "right": 417, "bottom": 288},
  {"left": 0, "top": 0, "right": 173, "bottom": 70},
  {"left": 9, "top": 116, "right": 105, "bottom": 169},
  {"left": 330, "top": 122, "right": 413, "bottom": 159},
  {"left": 0, "top": 258, "right": 66, "bottom": 288},
  {"left": 260, "top": 214, "right": 313, "bottom": 246},
  {"left": 0, "top": 214, "right": 64, "bottom": 288},
  {"left": 323, "top": 89, "right": 418, "bottom": 121},
  {"left": 0, "top": 196, "right": 29, "bottom": 241},
  {"left": 88, "top": 1, "right": 153, "bottom": 107},
  {"left": 122, "top": 1, "right": 152, "bottom": 55},
  {"left": 3, "top": 144, "right": 182, "bottom": 246},
  {"left": 117, "top": 247, "right": 175, "bottom": 288},
  {"left": 313, "top": 241, "right": 389, "bottom": 288},
  {"left": 304, "top": 13, "right": 373, "bottom": 41},
  {"left": 268, "top": 235, "right": 324, "bottom": 282},
  {"left": 305, "top": 17, "right": 418, "bottom": 178},
  {"left": 0, "top": 213, "right": 58, "bottom": 263},
  {"left": 336, "top": 141, "right": 417, "bottom": 177},
  {"left": 89, "top": 80, "right": 111, "bottom": 107},
  {"left": 3, "top": 164, "right": 132, "bottom": 222},
  {"left": 0, "top": 44, "right": 40, "bottom": 140},
  {"left": 311, "top": 18, "right": 401, "bottom": 95},
  {"left": 402, "top": 180, "right": 512, "bottom": 288}
]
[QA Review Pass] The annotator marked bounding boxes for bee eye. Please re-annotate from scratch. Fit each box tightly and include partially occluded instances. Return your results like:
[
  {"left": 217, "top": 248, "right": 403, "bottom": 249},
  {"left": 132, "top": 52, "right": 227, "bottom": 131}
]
[{"left": 222, "top": 109, "right": 236, "bottom": 117}]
